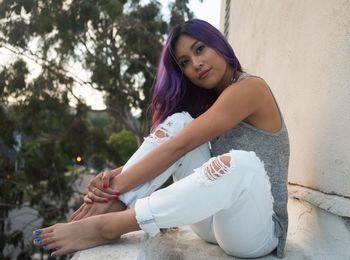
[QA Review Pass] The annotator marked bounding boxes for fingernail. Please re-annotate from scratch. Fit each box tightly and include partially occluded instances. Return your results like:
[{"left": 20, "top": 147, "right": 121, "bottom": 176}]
[
  {"left": 102, "top": 183, "right": 107, "bottom": 189},
  {"left": 34, "top": 230, "right": 41, "bottom": 235},
  {"left": 34, "top": 238, "right": 42, "bottom": 244},
  {"left": 51, "top": 252, "right": 55, "bottom": 257},
  {"left": 103, "top": 198, "right": 108, "bottom": 203},
  {"left": 115, "top": 191, "right": 120, "bottom": 196}
]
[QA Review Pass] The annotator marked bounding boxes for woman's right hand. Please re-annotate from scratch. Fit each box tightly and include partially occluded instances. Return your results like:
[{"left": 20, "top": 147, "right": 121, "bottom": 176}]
[
  {"left": 69, "top": 199, "right": 126, "bottom": 222},
  {"left": 84, "top": 167, "right": 122, "bottom": 204}
]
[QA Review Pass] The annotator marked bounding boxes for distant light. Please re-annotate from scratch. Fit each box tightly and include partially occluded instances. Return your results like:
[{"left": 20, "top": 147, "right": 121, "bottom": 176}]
[{"left": 76, "top": 156, "right": 82, "bottom": 162}]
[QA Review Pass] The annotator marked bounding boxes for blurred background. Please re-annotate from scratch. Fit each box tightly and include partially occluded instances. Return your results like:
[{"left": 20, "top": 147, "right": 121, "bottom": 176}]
[{"left": 0, "top": 0, "right": 220, "bottom": 259}]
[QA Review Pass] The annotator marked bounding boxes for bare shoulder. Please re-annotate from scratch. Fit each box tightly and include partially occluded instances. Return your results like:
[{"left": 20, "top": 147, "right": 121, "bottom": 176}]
[
  {"left": 219, "top": 76, "right": 270, "bottom": 105},
  {"left": 227, "top": 76, "right": 268, "bottom": 94}
]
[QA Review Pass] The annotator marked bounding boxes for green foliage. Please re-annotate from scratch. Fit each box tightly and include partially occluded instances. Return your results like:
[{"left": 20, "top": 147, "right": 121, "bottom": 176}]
[
  {"left": 0, "top": 0, "right": 194, "bottom": 141},
  {"left": 0, "top": 59, "right": 29, "bottom": 100},
  {"left": 169, "top": 0, "right": 194, "bottom": 27},
  {"left": 0, "top": 106, "right": 16, "bottom": 146},
  {"left": 88, "top": 128, "right": 109, "bottom": 171},
  {"left": 108, "top": 130, "right": 138, "bottom": 165}
]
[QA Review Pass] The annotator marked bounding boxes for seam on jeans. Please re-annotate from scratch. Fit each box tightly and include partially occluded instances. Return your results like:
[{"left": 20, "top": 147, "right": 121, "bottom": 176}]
[
  {"left": 139, "top": 219, "right": 156, "bottom": 225},
  {"left": 253, "top": 154, "right": 275, "bottom": 208}
]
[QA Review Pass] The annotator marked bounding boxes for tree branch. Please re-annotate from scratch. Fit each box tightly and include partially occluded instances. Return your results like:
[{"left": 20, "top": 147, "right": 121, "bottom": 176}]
[{"left": 0, "top": 43, "right": 102, "bottom": 103}]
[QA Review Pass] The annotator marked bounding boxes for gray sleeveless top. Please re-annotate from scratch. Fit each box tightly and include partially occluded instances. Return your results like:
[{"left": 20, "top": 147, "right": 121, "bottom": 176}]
[{"left": 210, "top": 72, "right": 289, "bottom": 258}]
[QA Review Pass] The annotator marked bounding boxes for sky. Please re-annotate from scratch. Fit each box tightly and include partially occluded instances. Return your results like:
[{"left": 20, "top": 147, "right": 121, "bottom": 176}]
[
  {"left": 171, "top": 0, "right": 220, "bottom": 29},
  {"left": 0, "top": 0, "right": 221, "bottom": 110}
]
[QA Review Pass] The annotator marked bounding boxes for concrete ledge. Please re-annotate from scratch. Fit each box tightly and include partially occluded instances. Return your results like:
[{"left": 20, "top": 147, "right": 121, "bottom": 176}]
[
  {"left": 72, "top": 198, "right": 350, "bottom": 259},
  {"left": 72, "top": 231, "right": 143, "bottom": 260},
  {"left": 289, "top": 183, "right": 350, "bottom": 217},
  {"left": 286, "top": 198, "right": 350, "bottom": 260},
  {"left": 139, "top": 227, "right": 235, "bottom": 260}
]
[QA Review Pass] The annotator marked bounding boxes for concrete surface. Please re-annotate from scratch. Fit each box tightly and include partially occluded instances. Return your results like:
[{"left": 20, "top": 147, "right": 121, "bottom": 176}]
[
  {"left": 71, "top": 197, "right": 350, "bottom": 260},
  {"left": 72, "top": 231, "right": 142, "bottom": 260},
  {"left": 289, "top": 183, "right": 350, "bottom": 217},
  {"left": 221, "top": 0, "right": 350, "bottom": 198}
]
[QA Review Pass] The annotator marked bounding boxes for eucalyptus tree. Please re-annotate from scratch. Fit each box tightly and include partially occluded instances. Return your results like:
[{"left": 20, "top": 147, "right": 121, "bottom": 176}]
[
  {"left": 0, "top": 0, "right": 195, "bottom": 258},
  {"left": 0, "top": 0, "right": 194, "bottom": 142}
]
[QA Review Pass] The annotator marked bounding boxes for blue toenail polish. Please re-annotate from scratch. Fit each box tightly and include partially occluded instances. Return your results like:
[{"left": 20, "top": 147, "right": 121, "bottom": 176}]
[
  {"left": 34, "top": 238, "right": 42, "bottom": 244},
  {"left": 34, "top": 230, "right": 41, "bottom": 235}
]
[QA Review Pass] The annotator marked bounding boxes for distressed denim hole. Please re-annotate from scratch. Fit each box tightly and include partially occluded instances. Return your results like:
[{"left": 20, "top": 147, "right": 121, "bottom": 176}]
[
  {"left": 144, "top": 128, "right": 169, "bottom": 145},
  {"left": 204, "top": 155, "right": 231, "bottom": 181},
  {"left": 153, "top": 129, "right": 168, "bottom": 138}
]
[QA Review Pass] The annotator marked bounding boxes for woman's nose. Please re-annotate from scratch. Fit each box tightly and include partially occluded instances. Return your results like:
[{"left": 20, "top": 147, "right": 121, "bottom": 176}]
[{"left": 193, "top": 59, "right": 204, "bottom": 71}]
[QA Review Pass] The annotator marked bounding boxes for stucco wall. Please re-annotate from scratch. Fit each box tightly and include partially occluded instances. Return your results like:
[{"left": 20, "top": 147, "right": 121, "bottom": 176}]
[{"left": 220, "top": 0, "right": 350, "bottom": 198}]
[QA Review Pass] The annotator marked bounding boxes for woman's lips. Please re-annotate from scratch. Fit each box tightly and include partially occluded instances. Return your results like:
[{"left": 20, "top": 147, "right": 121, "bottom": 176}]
[{"left": 198, "top": 69, "right": 211, "bottom": 80}]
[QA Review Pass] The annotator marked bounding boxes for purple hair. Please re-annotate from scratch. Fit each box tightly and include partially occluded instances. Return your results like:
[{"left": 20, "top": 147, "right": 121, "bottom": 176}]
[{"left": 151, "top": 19, "right": 242, "bottom": 130}]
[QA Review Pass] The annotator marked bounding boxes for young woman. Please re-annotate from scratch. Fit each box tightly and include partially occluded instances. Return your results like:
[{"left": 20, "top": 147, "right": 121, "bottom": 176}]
[{"left": 33, "top": 19, "right": 289, "bottom": 258}]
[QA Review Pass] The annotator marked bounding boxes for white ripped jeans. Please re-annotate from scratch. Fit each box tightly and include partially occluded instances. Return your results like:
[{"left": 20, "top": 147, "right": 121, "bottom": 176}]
[{"left": 118, "top": 112, "right": 278, "bottom": 258}]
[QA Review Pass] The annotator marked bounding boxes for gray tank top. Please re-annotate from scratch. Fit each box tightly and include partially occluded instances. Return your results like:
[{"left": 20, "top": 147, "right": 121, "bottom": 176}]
[{"left": 210, "top": 72, "right": 289, "bottom": 258}]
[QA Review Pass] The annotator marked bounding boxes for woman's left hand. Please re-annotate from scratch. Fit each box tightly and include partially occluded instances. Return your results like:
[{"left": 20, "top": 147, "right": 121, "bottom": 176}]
[{"left": 84, "top": 169, "right": 122, "bottom": 203}]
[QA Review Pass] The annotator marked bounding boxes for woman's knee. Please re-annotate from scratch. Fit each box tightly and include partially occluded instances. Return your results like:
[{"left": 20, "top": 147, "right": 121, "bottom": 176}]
[
  {"left": 190, "top": 219, "right": 217, "bottom": 244},
  {"left": 227, "top": 150, "right": 264, "bottom": 171},
  {"left": 197, "top": 150, "right": 264, "bottom": 185},
  {"left": 151, "top": 112, "right": 193, "bottom": 140},
  {"left": 201, "top": 155, "right": 232, "bottom": 181}
]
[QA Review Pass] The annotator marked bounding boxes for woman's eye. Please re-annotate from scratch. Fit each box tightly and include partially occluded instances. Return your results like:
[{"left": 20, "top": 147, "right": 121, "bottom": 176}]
[
  {"left": 179, "top": 60, "right": 188, "bottom": 67},
  {"left": 196, "top": 45, "right": 205, "bottom": 54}
]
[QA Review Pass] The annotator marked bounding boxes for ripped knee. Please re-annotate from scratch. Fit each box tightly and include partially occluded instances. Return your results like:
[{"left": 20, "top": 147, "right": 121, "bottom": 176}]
[
  {"left": 145, "top": 128, "right": 170, "bottom": 145},
  {"left": 148, "top": 116, "right": 176, "bottom": 140},
  {"left": 152, "top": 129, "right": 168, "bottom": 138},
  {"left": 148, "top": 128, "right": 169, "bottom": 142},
  {"left": 203, "top": 155, "right": 232, "bottom": 181}
]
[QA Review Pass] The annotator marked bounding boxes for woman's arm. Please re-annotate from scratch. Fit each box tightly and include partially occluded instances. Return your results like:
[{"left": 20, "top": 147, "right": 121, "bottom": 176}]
[{"left": 112, "top": 78, "right": 269, "bottom": 192}]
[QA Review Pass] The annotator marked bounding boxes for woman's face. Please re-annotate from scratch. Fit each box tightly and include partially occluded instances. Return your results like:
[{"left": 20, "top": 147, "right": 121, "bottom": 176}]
[{"left": 174, "top": 34, "right": 233, "bottom": 93}]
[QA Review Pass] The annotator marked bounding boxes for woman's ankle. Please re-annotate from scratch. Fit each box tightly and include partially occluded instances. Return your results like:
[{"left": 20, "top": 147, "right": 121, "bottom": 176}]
[
  {"left": 98, "top": 213, "right": 123, "bottom": 241},
  {"left": 99, "top": 210, "right": 140, "bottom": 241}
]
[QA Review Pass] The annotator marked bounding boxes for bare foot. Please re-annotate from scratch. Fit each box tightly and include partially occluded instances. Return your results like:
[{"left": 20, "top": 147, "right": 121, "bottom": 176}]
[{"left": 33, "top": 209, "right": 139, "bottom": 256}]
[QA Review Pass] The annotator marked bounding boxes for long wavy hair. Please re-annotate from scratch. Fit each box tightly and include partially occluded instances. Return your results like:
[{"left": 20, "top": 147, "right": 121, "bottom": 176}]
[{"left": 151, "top": 19, "right": 242, "bottom": 130}]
